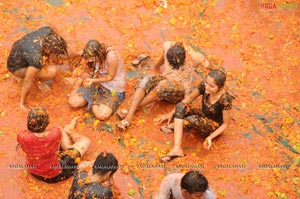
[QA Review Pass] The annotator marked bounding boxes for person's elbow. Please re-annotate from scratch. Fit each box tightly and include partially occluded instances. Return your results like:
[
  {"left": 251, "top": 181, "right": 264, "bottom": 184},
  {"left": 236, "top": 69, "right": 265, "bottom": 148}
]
[{"left": 222, "top": 120, "right": 231, "bottom": 131}]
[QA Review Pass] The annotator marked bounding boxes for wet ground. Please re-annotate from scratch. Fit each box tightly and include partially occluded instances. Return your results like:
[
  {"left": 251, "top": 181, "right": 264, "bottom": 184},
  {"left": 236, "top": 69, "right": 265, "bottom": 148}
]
[{"left": 0, "top": 0, "right": 299, "bottom": 198}]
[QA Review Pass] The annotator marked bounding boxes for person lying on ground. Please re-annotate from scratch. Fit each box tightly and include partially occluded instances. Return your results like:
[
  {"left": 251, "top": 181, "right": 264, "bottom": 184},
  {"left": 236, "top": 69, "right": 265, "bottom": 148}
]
[
  {"left": 159, "top": 69, "right": 232, "bottom": 163},
  {"left": 7, "top": 26, "right": 69, "bottom": 112},
  {"left": 116, "top": 41, "right": 210, "bottom": 130},
  {"left": 156, "top": 170, "right": 216, "bottom": 199},
  {"left": 17, "top": 107, "right": 91, "bottom": 183},
  {"left": 68, "top": 40, "right": 126, "bottom": 120},
  {"left": 68, "top": 152, "right": 119, "bottom": 199}
]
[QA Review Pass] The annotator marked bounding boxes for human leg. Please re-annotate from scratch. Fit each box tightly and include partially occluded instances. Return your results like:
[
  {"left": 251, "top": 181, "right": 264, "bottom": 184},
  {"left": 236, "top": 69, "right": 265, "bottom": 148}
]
[
  {"left": 117, "top": 75, "right": 164, "bottom": 130},
  {"left": 92, "top": 85, "right": 125, "bottom": 120},
  {"left": 92, "top": 104, "right": 114, "bottom": 120},
  {"left": 184, "top": 116, "right": 219, "bottom": 137},
  {"left": 61, "top": 117, "right": 91, "bottom": 157},
  {"left": 11, "top": 68, "right": 27, "bottom": 79},
  {"left": 116, "top": 88, "right": 146, "bottom": 130},
  {"left": 36, "top": 64, "right": 58, "bottom": 80},
  {"left": 68, "top": 79, "right": 88, "bottom": 108},
  {"left": 161, "top": 102, "right": 200, "bottom": 162}
]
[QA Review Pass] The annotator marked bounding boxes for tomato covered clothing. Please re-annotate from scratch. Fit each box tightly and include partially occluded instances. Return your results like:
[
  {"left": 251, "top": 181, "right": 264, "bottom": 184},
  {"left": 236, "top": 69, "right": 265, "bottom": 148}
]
[
  {"left": 197, "top": 81, "right": 232, "bottom": 125},
  {"left": 162, "top": 41, "right": 206, "bottom": 95},
  {"left": 99, "top": 47, "right": 126, "bottom": 93},
  {"left": 32, "top": 149, "right": 81, "bottom": 183},
  {"left": 7, "top": 26, "right": 54, "bottom": 72},
  {"left": 17, "top": 127, "right": 62, "bottom": 178},
  {"left": 174, "top": 81, "right": 232, "bottom": 136},
  {"left": 136, "top": 75, "right": 185, "bottom": 104},
  {"left": 175, "top": 102, "right": 220, "bottom": 138},
  {"left": 68, "top": 170, "right": 113, "bottom": 199}
]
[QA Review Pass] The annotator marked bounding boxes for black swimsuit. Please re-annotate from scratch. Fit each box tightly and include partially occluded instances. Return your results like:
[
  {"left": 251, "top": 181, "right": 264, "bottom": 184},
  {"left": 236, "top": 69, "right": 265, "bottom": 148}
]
[{"left": 7, "top": 26, "right": 54, "bottom": 72}]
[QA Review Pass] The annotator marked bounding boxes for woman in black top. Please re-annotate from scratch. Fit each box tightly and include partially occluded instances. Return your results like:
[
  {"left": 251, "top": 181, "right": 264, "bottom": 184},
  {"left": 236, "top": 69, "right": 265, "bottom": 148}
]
[
  {"left": 7, "top": 26, "right": 68, "bottom": 111},
  {"left": 159, "top": 69, "right": 232, "bottom": 162}
]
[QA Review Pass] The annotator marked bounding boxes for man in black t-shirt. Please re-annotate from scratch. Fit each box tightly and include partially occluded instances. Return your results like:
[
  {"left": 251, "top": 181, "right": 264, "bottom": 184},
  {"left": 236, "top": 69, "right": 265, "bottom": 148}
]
[
  {"left": 7, "top": 26, "right": 68, "bottom": 111},
  {"left": 68, "top": 152, "right": 119, "bottom": 199}
]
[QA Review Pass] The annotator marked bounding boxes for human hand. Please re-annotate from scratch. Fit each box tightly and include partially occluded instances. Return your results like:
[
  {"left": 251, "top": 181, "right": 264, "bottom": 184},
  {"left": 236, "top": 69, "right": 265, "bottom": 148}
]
[
  {"left": 83, "top": 78, "right": 94, "bottom": 87},
  {"left": 203, "top": 136, "right": 212, "bottom": 150},
  {"left": 158, "top": 112, "right": 173, "bottom": 125}
]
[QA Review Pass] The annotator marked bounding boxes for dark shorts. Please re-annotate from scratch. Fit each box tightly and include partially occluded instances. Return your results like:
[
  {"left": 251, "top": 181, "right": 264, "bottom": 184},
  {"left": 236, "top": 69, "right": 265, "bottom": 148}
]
[
  {"left": 76, "top": 84, "right": 125, "bottom": 112},
  {"left": 136, "top": 75, "right": 185, "bottom": 104},
  {"left": 31, "top": 149, "right": 81, "bottom": 183},
  {"left": 174, "top": 102, "right": 220, "bottom": 137}
]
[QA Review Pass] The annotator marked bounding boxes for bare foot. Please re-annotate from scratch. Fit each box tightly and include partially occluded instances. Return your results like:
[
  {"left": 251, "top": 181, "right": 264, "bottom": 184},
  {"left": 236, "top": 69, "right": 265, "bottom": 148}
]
[
  {"left": 161, "top": 148, "right": 185, "bottom": 163},
  {"left": 166, "top": 148, "right": 184, "bottom": 158},
  {"left": 116, "top": 109, "right": 128, "bottom": 120},
  {"left": 160, "top": 123, "right": 174, "bottom": 134}
]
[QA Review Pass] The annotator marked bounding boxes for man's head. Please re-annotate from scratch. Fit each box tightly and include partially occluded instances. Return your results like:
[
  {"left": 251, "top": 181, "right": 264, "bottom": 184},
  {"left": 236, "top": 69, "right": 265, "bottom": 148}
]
[
  {"left": 27, "top": 107, "right": 49, "bottom": 133},
  {"left": 166, "top": 43, "right": 186, "bottom": 70},
  {"left": 82, "top": 40, "right": 107, "bottom": 68},
  {"left": 180, "top": 171, "right": 209, "bottom": 199},
  {"left": 42, "top": 34, "right": 68, "bottom": 57},
  {"left": 92, "top": 152, "right": 118, "bottom": 184}
]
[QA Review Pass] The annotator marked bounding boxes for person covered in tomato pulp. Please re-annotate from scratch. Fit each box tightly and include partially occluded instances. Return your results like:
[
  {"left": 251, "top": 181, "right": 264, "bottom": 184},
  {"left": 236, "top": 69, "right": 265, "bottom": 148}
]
[
  {"left": 7, "top": 26, "right": 69, "bottom": 111},
  {"left": 17, "top": 107, "right": 91, "bottom": 183},
  {"left": 159, "top": 69, "right": 232, "bottom": 163}
]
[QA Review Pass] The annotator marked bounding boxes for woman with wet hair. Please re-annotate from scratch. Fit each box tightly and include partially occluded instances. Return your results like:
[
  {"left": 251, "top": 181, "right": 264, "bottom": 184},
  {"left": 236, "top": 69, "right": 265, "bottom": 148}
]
[
  {"left": 68, "top": 40, "right": 126, "bottom": 120},
  {"left": 159, "top": 69, "right": 232, "bottom": 162},
  {"left": 156, "top": 170, "right": 216, "bottom": 199},
  {"left": 116, "top": 41, "right": 210, "bottom": 130},
  {"left": 7, "top": 26, "right": 69, "bottom": 111},
  {"left": 17, "top": 107, "right": 91, "bottom": 183},
  {"left": 68, "top": 152, "right": 119, "bottom": 199}
]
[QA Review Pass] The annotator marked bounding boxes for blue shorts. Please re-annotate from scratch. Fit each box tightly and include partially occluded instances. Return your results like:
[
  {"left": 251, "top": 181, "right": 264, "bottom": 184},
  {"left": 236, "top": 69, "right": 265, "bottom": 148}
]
[{"left": 76, "top": 84, "right": 125, "bottom": 112}]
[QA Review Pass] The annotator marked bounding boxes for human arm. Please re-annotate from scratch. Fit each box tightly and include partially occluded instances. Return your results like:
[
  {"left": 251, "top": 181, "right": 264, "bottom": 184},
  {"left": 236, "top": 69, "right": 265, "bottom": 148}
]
[
  {"left": 188, "top": 46, "right": 211, "bottom": 69},
  {"left": 154, "top": 54, "right": 164, "bottom": 70},
  {"left": 203, "top": 109, "right": 231, "bottom": 149},
  {"left": 155, "top": 175, "right": 173, "bottom": 199},
  {"left": 20, "top": 67, "right": 39, "bottom": 111},
  {"left": 83, "top": 53, "right": 118, "bottom": 86},
  {"left": 158, "top": 88, "right": 200, "bottom": 124}
]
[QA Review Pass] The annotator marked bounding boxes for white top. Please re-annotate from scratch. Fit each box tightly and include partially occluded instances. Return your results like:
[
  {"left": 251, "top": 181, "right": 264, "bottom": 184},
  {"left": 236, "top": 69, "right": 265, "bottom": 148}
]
[
  {"left": 99, "top": 47, "right": 126, "bottom": 93},
  {"left": 155, "top": 173, "right": 216, "bottom": 199}
]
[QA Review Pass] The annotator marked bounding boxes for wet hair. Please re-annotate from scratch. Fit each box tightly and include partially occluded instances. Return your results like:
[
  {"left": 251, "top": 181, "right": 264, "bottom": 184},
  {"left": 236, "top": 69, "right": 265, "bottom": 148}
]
[
  {"left": 207, "top": 69, "right": 226, "bottom": 88},
  {"left": 92, "top": 152, "right": 119, "bottom": 177},
  {"left": 82, "top": 40, "right": 107, "bottom": 66},
  {"left": 27, "top": 107, "right": 49, "bottom": 133},
  {"left": 166, "top": 43, "right": 186, "bottom": 70},
  {"left": 180, "top": 170, "right": 209, "bottom": 193},
  {"left": 43, "top": 34, "right": 68, "bottom": 56}
]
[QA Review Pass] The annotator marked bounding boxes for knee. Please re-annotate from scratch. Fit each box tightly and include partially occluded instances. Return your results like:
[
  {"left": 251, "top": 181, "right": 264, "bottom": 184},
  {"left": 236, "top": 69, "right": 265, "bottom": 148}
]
[
  {"left": 176, "top": 102, "right": 186, "bottom": 112},
  {"left": 46, "top": 65, "right": 58, "bottom": 79},
  {"left": 93, "top": 111, "right": 111, "bottom": 120},
  {"left": 174, "top": 102, "right": 187, "bottom": 119},
  {"left": 92, "top": 106, "right": 112, "bottom": 120},
  {"left": 68, "top": 95, "right": 85, "bottom": 108}
]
